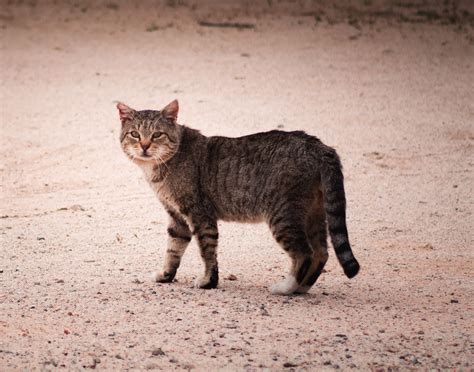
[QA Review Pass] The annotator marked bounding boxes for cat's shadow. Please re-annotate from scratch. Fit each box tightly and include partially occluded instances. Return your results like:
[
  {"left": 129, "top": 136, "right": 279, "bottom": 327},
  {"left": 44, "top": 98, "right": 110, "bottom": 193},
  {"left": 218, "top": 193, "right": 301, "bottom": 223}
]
[
  {"left": 149, "top": 275, "right": 399, "bottom": 311},
  {"left": 149, "top": 278, "right": 359, "bottom": 307}
]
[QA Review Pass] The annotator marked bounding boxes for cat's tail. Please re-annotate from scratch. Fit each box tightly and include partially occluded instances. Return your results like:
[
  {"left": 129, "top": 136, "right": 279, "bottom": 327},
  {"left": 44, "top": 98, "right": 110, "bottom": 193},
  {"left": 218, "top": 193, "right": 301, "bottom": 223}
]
[{"left": 320, "top": 147, "right": 360, "bottom": 279}]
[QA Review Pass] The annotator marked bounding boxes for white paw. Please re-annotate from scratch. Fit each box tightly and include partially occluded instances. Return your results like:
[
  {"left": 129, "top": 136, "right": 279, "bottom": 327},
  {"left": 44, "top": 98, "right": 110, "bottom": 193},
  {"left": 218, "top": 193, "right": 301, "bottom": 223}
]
[
  {"left": 270, "top": 276, "right": 299, "bottom": 295},
  {"left": 295, "top": 285, "right": 311, "bottom": 294},
  {"left": 152, "top": 271, "right": 174, "bottom": 283},
  {"left": 151, "top": 271, "right": 161, "bottom": 282},
  {"left": 194, "top": 276, "right": 207, "bottom": 288},
  {"left": 194, "top": 277, "right": 202, "bottom": 288}
]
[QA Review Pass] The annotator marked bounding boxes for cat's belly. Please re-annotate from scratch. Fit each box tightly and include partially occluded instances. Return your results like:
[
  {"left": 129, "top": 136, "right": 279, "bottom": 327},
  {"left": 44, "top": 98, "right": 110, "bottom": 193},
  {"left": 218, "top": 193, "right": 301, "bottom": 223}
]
[
  {"left": 219, "top": 213, "right": 266, "bottom": 224},
  {"left": 215, "top": 202, "right": 267, "bottom": 224},
  {"left": 210, "top": 188, "right": 268, "bottom": 224}
]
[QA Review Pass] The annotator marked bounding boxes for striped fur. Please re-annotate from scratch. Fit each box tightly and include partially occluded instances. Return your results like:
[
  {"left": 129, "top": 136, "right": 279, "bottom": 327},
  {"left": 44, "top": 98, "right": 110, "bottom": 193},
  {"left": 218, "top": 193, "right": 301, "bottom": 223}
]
[{"left": 119, "top": 101, "right": 359, "bottom": 294}]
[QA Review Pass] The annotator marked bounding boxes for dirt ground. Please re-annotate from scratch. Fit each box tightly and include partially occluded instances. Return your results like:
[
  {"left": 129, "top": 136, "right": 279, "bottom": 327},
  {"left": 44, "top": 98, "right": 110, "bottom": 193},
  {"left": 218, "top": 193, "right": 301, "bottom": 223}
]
[{"left": 1, "top": 1, "right": 473, "bottom": 370}]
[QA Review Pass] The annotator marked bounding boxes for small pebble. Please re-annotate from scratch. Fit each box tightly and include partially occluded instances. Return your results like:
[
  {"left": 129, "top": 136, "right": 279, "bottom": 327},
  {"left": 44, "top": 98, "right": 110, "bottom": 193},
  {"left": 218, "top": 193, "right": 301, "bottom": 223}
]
[{"left": 151, "top": 348, "right": 165, "bottom": 357}]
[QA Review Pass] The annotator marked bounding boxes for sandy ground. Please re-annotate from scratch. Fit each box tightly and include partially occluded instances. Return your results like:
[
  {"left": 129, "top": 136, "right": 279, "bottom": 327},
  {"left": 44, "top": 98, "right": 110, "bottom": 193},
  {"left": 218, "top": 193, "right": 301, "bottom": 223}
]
[{"left": 1, "top": 1, "right": 473, "bottom": 370}]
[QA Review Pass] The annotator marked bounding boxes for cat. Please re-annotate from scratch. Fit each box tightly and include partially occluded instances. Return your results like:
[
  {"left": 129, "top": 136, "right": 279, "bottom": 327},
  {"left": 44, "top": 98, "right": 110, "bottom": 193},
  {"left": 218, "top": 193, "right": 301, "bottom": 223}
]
[{"left": 117, "top": 99, "right": 359, "bottom": 295}]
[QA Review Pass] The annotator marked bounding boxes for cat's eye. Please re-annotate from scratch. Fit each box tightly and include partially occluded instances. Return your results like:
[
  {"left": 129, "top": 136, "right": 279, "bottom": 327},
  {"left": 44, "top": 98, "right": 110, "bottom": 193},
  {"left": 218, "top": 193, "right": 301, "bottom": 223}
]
[
  {"left": 130, "top": 131, "right": 140, "bottom": 138},
  {"left": 152, "top": 132, "right": 163, "bottom": 139}
]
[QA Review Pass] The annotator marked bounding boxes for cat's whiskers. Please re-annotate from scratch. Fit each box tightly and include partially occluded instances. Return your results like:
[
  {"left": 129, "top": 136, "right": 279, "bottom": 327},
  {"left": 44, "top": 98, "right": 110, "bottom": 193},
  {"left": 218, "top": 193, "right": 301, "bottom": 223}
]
[
  {"left": 156, "top": 153, "right": 171, "bottom": 173},
  {"left": 126, "top": 148, "right": 135, "bottom": 161}
]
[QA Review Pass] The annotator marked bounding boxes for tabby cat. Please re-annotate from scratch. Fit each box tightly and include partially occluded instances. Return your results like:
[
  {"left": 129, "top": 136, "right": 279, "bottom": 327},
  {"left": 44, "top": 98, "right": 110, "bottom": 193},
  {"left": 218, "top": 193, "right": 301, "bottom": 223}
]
[{"left": 118, "top": 100, "right": 359, "bottom": 295}]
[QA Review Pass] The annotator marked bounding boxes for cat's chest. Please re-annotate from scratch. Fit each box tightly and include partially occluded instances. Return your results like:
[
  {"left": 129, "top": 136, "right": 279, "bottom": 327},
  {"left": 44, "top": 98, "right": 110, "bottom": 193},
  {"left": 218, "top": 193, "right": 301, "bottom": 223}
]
[
  {"left": 140, "top": 163, "right": 178, "bottom": 208},
  {"left": 140, "top": 163, "right": 158, "bottom": 182}
]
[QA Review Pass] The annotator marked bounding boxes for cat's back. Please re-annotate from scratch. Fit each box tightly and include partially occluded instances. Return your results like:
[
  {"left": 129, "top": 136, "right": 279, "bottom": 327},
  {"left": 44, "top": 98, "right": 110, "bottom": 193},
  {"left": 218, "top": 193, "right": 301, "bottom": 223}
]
[
  {"left": 206, "top": 129, "right": 323, "bottom": 166},
  {"left": 211, "top": 129, "right": 317, "bottom": 144},
  {"left": 200, "top": 130, "right": 326, "bottom": 220}
]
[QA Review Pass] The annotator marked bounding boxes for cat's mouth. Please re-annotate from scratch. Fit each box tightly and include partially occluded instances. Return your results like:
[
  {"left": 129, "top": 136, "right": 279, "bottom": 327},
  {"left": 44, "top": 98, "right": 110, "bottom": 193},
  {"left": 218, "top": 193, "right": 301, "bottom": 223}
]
[
  {"left": 133, "top": 152, "right": 154, "bottom": 161},
  {"left": 139, "top": 155, "right": 152, "bottom": 160}
]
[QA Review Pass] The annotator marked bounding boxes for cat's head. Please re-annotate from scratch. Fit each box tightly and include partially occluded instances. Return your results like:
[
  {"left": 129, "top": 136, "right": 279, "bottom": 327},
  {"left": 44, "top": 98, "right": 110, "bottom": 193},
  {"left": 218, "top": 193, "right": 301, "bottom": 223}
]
[{"left": 117, "top": 100, "right": 182, "bottom": 164}]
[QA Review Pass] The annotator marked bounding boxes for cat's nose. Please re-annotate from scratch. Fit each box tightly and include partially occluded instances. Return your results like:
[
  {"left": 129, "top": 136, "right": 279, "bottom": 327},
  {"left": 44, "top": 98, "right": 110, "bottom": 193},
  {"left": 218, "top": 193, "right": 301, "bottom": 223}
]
[{"left": 140, "top": 142, "right": 151, "bottom": 152}]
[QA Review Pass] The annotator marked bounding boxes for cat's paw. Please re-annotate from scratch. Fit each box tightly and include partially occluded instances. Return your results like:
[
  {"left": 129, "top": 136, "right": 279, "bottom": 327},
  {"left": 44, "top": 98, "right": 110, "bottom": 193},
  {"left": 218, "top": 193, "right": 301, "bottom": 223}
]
[
  {"left": 194, "top": 267, "right": 219, "bottom": 289},
  {"left": 152, "top": 270, "right": 175, "bottom": 283},
  {"left": 270, "top": 276, "right": 299, "bottom": 295},
  {"left": 294, "top": 285, "right": 311, "bottom": 294},
  {"left": 194, "top": 276, "right": 218, "bottom": 289}
]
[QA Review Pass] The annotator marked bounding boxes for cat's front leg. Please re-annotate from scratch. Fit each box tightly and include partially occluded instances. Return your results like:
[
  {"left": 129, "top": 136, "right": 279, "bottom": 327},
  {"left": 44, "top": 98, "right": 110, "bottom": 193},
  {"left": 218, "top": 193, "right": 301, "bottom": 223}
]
[
  {"left": 193, "top": 219, "right": 219, "bottom": 289},
  {"left": 154, "top": 210, "right": 191, "bottom": 283}
]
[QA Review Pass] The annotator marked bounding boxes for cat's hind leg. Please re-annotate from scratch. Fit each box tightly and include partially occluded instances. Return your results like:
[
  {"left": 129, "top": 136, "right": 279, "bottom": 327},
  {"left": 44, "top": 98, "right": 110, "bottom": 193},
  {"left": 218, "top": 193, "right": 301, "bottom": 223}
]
[
  {"left": 154, "top": 210, "right": 191, "bottom": 283},
  {"left": 270, "top": 251, "right": 313, "bottom": 295},
  {"left": 269, "top": 212, "right": 313, "bottom": 295},
  {"left": 296, "top": 198, "right": 329, "bottom": 294},
  {"left": 295, "top": 231, "right": 328, "bottom": 294}
]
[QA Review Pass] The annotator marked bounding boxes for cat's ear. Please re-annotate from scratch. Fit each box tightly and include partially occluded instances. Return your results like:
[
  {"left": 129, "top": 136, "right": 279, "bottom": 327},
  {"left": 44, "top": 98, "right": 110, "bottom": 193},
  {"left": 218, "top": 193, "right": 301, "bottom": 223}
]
[
  {"left": 116, "top": 102, "right": 135, "bottom": 123},
  {"left": 161, "top": 99, "right": 179, "bottom": 122}
]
